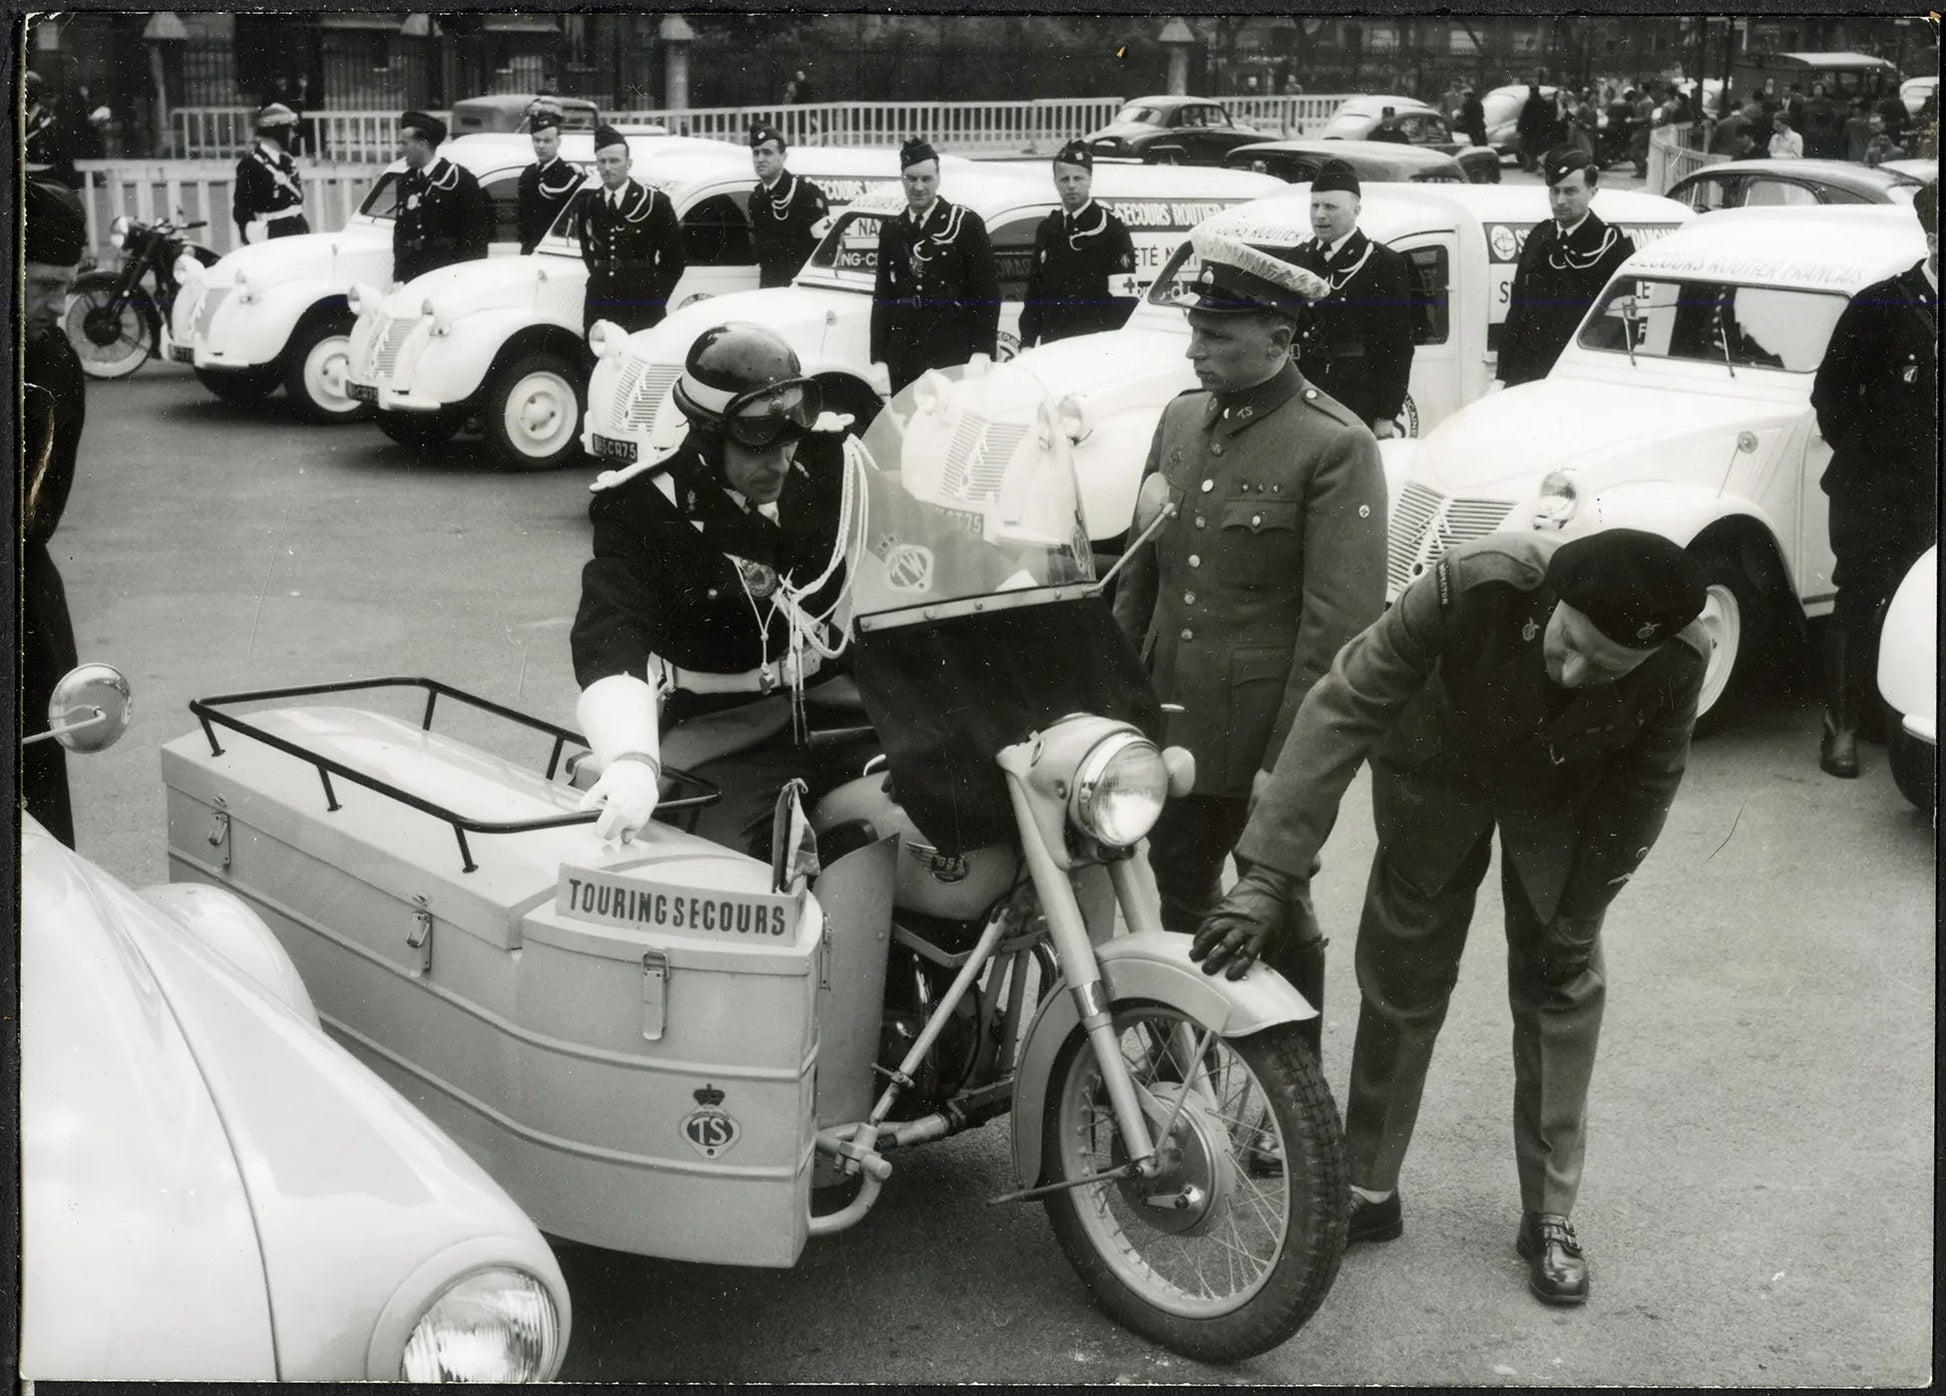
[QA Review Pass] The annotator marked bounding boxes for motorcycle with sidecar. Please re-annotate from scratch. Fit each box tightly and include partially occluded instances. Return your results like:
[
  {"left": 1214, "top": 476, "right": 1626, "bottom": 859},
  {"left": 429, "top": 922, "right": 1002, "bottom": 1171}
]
[{"left": 160, "top": 362, "right": 1348, "bottom": 1362}]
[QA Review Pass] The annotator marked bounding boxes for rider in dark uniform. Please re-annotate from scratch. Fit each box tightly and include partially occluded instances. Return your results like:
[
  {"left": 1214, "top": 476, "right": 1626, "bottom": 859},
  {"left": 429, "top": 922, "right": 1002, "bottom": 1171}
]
[
  {"left": 232, "top": 103, "right": 311, "bottom": 244},
  {"left": 21, "top": 182, "right": 92, "bottom": 847},
  {"left": 1290, "top": 160, "right": 1416, "bottom": 436},
  {"left": 870, "top": 137, "right": 1000, "bottom": 394},
  {"left": 391, "top": 110, "right": 491, "bottom": 285},
  {"left": 572, "top": 323, "right": 871, "bottom": 854},
  {"left": 1497, "top": 148, "right": 1635, "bottom": 387},
  {"left": 515, "top": 102, "right": 583, "bottom": 256},
  {"left": 747, "top": 123, "right": 830, "bottom": 289},
  {"left": 1019, "top": 139, "right": 1140, "bottom": 348},
  {"left": 575, "top": 123, "right": 686, "bottom": 336}
]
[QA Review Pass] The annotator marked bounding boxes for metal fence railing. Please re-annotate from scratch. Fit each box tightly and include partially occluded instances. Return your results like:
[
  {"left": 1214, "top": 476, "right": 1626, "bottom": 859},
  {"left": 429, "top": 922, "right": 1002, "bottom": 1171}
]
[
  {"left": 1646, "top": 122, "right": 1722, "bottom": 195},
  {"left": 75, "top": 159, "right": 380, "bottom": 260}
]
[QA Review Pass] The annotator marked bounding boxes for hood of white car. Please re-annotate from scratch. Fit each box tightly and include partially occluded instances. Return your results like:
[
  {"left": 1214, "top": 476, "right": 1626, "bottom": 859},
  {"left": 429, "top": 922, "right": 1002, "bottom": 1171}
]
[
  {"left": 394, "top": 253, "right": 583, "bottom": 319},
  {"left": 201, "top": 225, "right": 390, "bottom": 290}
]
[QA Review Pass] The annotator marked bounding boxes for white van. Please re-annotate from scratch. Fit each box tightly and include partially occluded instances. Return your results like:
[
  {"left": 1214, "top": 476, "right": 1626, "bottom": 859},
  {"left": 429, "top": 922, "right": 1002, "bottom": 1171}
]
[
  {"left": 579, "top": 161, "right": 1283, "bottom": 470},
  {"left": 345, "top": 145, "right": 915, "bottom": 467}
]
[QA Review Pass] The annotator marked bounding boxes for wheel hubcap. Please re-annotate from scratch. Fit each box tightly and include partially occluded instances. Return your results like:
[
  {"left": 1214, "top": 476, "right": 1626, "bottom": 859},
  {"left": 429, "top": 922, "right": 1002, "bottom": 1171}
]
[
  {"left": 308, "top": 336, "right": 355, "bottom": 411},
  {"left": 1111, "top": 1087, "right": 1231, "bottom": 1237},
  {"left": 1697, "top": 582, "right": 1741, "bottom": 713},
  {"left": 507, "top": 373, "right": 574, "bottom": 454}
]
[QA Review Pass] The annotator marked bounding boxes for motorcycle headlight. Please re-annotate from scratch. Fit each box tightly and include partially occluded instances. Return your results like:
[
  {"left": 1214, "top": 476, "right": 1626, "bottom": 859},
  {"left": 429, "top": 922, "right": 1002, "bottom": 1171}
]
[
  {"left": 1056, "top": 391, "right": 1092, "bottom": 444},
  {"left": 108, "top": 214, "right": 131, "bottom": 248},
  {"left": 423, "top": 296, "right": 451, "bottom": 338},
  {"left": 234, "top": 269, "right": 257, "bottom": 305},
  {"left": 400, "top": 1267, "right": 562, "bottom": 1382},
  {"left": 1069, "top": 731, "right": 1170, "bottom": 847},
  {"left": 174, "top": 253, "right": 205, "bottom": 289},
  {"left": 1532, "top": 468, "right": 1579, "bottom": 530}
]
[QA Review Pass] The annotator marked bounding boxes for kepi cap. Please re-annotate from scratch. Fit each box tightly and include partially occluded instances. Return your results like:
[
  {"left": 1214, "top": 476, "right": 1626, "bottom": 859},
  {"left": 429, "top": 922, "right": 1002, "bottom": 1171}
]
[
  {"left": 1541, "top": 145, "right": 1595, "bottom": 186},
  {"left": 1177, "top": 228, "right": 1328, "bottom": 319},
  {"left": 1547, "top": 528, "right": 1706, "bottom": 650},
  {"left": 900, "top": 136, "right": 939, "bottom": 170},
  {"left": 400, "top": 109, "right": 447, "bottom": 145},
  {"left": 1312, "top": 158, "right": 1360, "bottom": 197},
  {"left": 1052, "top": 138, "right": 1094, "bottom": 170},
  {"left": 593, "top": 122, "right": 628, "bottom": 154}
]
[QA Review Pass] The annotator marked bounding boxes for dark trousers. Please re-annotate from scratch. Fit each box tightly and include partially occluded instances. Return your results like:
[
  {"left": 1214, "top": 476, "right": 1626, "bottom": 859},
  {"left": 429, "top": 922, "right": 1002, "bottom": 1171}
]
[
  {"left": 583, "top": 274, "right": 667, "bottom": 337},
  {"left": 1144, "top": 793, "right": 1252, "bottom": 936},
  {"left": 682, "top": 721, "right": 880, "bottom": 861},
  {"left": 1345, "top": 793, "right": 1607, "bottom": 1216},
  {"left": 22, "top": 548, "right": 78, "bottom": 847},
  {"left": 1824, "top": 499, "right": 1935, "bottom": 720},
  {"left": 267, "top": 214, "right": 310, "bottom": 240}
]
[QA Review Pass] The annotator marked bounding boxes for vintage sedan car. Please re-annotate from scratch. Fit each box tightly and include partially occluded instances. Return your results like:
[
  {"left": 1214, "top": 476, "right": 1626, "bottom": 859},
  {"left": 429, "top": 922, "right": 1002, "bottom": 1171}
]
[
  {"left": 448, "top": 92, "right": 606, "bottom": 136},
  {"left": 18, "top": 673, "right": 571, "bottom": 1381},
  {"left": 579, "top": 161, "right": 1281, "bottom": 471},
  {"left": 1879, "top": 157, "right": 1938, "bottom": 186},
  {"left": 1082, "top": 95, "right": 1266, "bottom": 166},
  {"left": 1876, "top": 546, "right": 1936, "bottom": 812},
  {"left": 1382, "top": 206, "right": 1928, "bottom": 727},
  {"left": 1314, "top": 95, "right": 1502, "bottom": 182},
  {"left": 1225, "top": 138, "right": 1471, "bottom": 186},
  {"left": 1480, "top": 83, "right": 1560, "bottom": 160},
  {"left": 346, "top": 142, "right": 909, "bottom": 468},
  {"left": 1667, "top": 158, "right": 1926, "bottom": 213}
]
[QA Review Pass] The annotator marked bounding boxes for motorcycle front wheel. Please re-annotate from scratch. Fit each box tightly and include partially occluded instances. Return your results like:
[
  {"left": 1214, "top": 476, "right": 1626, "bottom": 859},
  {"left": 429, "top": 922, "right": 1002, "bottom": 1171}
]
[
  {"left": 1042, "top": 1003, "right": 1347, "bottom": 1362},
  {"left": 64, "top": 275, "right": 155, "bottom": 380}
]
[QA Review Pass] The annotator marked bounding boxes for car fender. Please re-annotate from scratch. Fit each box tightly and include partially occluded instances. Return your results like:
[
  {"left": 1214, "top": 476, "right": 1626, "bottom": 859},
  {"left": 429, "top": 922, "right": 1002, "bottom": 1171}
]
[
  {"left": 1009, "top": 928, "right": 1314, "bottom": 1189},
  {"left": 398, "top": 306, "right": 572, "bottom": 406},
  {"left": 1547, "top": 479, "right": 1785, "bottom": 560},
  {"left": 1877, "top": 545, "right": 1937, "bottom": 734},
  {"left": 1072, "top": 405, "right": 1169, "bottom": 546},
  {"left": 139, "top": 882, "right": 321, "bottom": 1029},
  {"left": 201, "top": 281, "right": 338, "bottom": 369}
]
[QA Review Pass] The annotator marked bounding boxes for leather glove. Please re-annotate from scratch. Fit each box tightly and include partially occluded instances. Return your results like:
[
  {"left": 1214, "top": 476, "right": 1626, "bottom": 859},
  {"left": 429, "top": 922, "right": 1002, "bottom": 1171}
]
[
  {"left": 578, "top": 756, "right": 660, "bottom": 842},
  {"left": 1190, "top": 864, "right": 1311, "bottom": 980}
]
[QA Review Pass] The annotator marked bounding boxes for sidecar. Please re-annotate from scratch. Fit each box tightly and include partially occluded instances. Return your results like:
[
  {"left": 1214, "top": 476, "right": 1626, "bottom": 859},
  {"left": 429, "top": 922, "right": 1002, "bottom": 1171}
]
[{"left": 162, "top": 677, "right": 832, "bottom": 1267}]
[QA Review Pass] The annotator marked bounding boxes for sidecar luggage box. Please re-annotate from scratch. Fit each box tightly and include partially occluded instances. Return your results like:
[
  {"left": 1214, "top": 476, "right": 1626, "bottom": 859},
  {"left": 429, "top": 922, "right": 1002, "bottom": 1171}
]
[{"left": 161, "top": 682, "right": 822, "bottom": 1268}]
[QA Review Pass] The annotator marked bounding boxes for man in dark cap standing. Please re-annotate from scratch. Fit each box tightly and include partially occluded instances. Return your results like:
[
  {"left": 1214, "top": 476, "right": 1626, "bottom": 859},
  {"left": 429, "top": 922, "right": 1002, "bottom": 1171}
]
[
  {"left": 870, "top": 137, "right": 999, "bottom": 394},
  {"left": 1291, "top": 159, "right": 1415, "bottom": 437},
  {"left": 1019, "top": 139, "right": 1139, "bottom": 348},
  {"left": 21, "top": 182, "right": 93, "bottom": 846},
  {"left": 1194, "top": 526, "right": 1710, "bottom": 1307},
  {"left": 1497, "top": 147, "right": 1635, "bottom": 388},
  {"left": 1809, "top": 178, "right": 1938, "bottom": 778},
  {"left": 748, "top": 124, "right": 830, "bottom": 289},
  {"left": 516, "top": 103, "right": 583, "bottom": 255},
  {"left": 1113, "top": 228, "right": 1388, "bottom": 1051},
  {"left": 575, "top": 123, "right": 685, "bottom": 336},
  {"left": 391, "top": 110, "right": 490, "bottom": 284},
  {"left": 23, "top": 70, "right": 78, "bottom": 189},
  {"left": 233, "top": 103, "right": 310, "bottom": 243},
  {"left": 1371, "top": 105, "right": 1411, "bottom": 144}
]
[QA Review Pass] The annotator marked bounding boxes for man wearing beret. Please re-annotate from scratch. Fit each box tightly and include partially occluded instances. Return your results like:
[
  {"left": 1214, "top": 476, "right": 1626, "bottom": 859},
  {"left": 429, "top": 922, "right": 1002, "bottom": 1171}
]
[
  {"left": 1194, "top": 527, "right": 1710, "bottom": 1307},
  {"left": 871, "top": 137, "right": 1000, "bottom": 394},
  {"left": 391, "top": 109, "right": 491, "bottom": 285},
  {"left": 1114, "top": 229, "right": 1389, "bottom": 1053},
  {"left": 1809, "top": 178, "right": 1938, "bottom": 778},
  {"left": 1019, "top": 139, "right": 1139, "bottom": 347},
  {"left": 233, "top": 103, "right": 310, "bottom": 244},
  {"left": 1291, "top": 159, "right": 1416, "bottom": 437},
  {"left": 516, "top": 104, "right": 583, "bottom": 256},
  {"left": 21, "top": 182, "right": 93, "bottom": 847},
  {"left": 1497, "top": 147, "right": 1635, "bottom": 387},
  {"left": 575, "top": 123, "right": 685, "bottom": 335},
  {"left": 748, "top": 125, "right": 830, "bottom": 289}
]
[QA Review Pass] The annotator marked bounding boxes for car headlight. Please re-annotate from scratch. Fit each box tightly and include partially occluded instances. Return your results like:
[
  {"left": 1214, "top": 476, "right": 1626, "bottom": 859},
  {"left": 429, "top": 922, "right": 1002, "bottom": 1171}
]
[
  {"left": 174, "top": 253, "right": 205, "bottom": 289},
  {"left": 587, "top": 319, "right": 624, "bottom": 359},
  {"left": 1069, "top": 731, "right": 1169, "bottom": 847},
  {"left": 108, "top": 214, "right": 131, "bottom": 248},
  {"left": 423, "top": 296, "right": 451, "bottom": 338},
  {"left": 400, "top": 1267, "right": 562, "bottom": 1382},
  {"left": 1532, "top": 468, "right": 1579, "bottom": 530},
  {"left": 234, "top": 269, "right": 258, "bottom": 304},
  {"left": 1056, "top": 391, "right": 1092, "bottom": 444}
]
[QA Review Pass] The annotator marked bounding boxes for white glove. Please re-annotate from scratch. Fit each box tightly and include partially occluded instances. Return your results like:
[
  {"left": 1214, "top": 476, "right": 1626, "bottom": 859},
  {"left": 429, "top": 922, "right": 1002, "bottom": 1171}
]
[
  {"left": 579, "top": 758, "right": 661, "bottom": 841},
  {"left": 575, "top": 673, "right": 662, "bottom": 843}
]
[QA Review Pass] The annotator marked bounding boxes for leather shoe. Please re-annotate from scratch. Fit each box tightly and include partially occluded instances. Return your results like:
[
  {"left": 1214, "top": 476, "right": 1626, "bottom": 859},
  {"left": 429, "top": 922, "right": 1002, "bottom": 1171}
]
[
  {"left": 1516, "top": 1212, "right": 1589, "bottom": 1305},
  {"left": 1820, "top": 710, "right": 1860, "bottom": 778},
  {"left": 1347, "top": 1190, "right": 1404, "bottom": 1244}
]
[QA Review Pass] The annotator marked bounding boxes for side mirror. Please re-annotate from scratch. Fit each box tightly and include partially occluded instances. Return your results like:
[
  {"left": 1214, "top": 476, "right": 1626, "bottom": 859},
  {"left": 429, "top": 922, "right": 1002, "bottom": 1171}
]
[{"left": 31, "top": 664, "right": 133, "bottom": 754}]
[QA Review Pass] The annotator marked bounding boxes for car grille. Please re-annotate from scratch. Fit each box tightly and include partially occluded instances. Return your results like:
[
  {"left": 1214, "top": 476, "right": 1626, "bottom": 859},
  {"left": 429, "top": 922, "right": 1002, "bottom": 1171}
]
[
  {"left": 192, "top": 286, "right": 230, "bottom": 340},
  {"left": 1385, "top": 482, "right": 1517, "bottom": 598},
  {"left": 610, "top": 356, "right": 682, "bottom": 433},
  {"left": 940, "top": 413, "right": 1027, "bottom": 504},
  {"left": 369, "top": 314, "right": 421, "bottom": 380}
]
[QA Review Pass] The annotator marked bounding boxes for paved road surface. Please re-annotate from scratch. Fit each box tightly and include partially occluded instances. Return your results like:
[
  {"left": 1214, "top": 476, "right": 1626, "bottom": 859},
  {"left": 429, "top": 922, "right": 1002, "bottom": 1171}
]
[{"left": 48, "top": 347, "right": 1930, "bottom": 1385}]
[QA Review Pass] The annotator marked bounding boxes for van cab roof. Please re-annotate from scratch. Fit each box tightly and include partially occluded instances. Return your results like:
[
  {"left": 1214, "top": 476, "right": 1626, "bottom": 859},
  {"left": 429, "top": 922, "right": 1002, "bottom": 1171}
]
[
  {"left": 1619, "top": 205, "right": 1925, "bottom": 291},
  {"left": 1200, "top": 182, "right": 1691, "bottom": 248}
]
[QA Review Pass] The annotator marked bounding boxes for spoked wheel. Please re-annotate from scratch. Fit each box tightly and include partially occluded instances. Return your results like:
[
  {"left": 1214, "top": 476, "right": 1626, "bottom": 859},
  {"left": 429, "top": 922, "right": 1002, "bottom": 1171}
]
[
  {"left": 64, "top": 277, "right": 155, "bottom": 379},
  {"left": 1042, "top": 1003, "right": 1347, "bottom": 1362}
]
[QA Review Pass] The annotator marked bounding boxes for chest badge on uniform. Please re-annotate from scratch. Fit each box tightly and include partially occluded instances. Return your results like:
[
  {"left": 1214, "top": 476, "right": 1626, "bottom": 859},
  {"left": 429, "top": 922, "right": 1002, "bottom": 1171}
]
[
  {"left": 1636, "top": 621, "right": 1661, "bottom": 641},
  {"left": 1522, "top": 620, "right": 1538, "bottom": 641},
  {"left": 728, "top": 554, "right": 780, "bottom": 599},
  {"left": 405, "top": 193, "right": 421, "bottom": 211},
  {"left": 681, "top": 1084, "right": 741, "bottom": 1160}
]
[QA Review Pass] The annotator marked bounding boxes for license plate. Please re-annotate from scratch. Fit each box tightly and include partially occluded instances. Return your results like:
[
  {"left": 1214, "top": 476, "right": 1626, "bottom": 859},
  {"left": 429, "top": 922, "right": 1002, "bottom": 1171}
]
[
  {"left": 168, "top": 343, "right": 194, "bottom": 364},
  {"left": 347, "top": 382, "right": 378, "bottom": 403},
  {"left": 592, "top": 433, "right": 638, "bottom": 463}
]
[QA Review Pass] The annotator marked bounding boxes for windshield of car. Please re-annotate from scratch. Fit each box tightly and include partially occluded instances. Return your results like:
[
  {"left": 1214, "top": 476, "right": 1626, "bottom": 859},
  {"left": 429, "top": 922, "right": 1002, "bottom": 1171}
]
[
  {"left": 1144, "top": 234, "right": 1307, "bottom": 309},
  {"left": 1114, "top": 104, "right": 1161, "bottom": 125},
  {"left": 1320, "top": 110, "right": 1372, "bottom": 136},
  {"left": 803, "top": 206, "right": 898, "bottom": 292},
  {"left": 358, "top": 171, "right": 403, "bottom": 222},
  {"left": 1577, "top": 277, "right": 1851, "bottom": 372}
]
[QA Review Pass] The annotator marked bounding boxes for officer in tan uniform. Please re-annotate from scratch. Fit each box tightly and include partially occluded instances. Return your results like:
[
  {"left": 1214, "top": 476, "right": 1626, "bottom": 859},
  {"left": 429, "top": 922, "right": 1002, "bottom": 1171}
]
[
  {"left": 1194, "top": 528, "right": 1710, "bottom": 1307},
  {"left": 1112, "top": 228, "right": 1389, "bottom": 1053}
]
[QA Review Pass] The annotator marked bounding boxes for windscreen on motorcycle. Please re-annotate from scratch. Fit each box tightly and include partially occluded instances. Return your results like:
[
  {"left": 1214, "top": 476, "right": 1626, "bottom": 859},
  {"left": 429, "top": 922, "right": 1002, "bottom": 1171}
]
[{"left": 846, "top": 364, "right": 1159, "bottom": 855}]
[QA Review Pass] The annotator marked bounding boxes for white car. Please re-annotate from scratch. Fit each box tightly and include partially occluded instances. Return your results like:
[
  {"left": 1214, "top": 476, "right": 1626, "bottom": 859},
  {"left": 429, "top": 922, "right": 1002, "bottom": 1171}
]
[
  {"left": 1383, "top": 205, "right": 1929, "bottom": 726},
  {"left": 168, "top": 129, "right": 662, "bottom": 423},
  {"left": 925, "top": 182, "right": 1690, "bottom": 547},
  {"left": 580, "top": 161, "right": 1283, "bottom": 472},
  {"left": 345, "top": 144, "right": 916, "bottom": 468},
  {"left": 1877, "top": 545, "right": 1936, "bottom": 812},
  {"left": 18, "top": 672, "right": 570, "bottom": 1380}
]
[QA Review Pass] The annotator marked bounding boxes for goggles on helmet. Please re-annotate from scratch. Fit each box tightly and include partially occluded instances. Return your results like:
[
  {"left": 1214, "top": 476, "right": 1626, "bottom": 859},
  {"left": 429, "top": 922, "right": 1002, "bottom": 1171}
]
[{"left": 719, "top": 376, "right": 822, "bottom": 449}]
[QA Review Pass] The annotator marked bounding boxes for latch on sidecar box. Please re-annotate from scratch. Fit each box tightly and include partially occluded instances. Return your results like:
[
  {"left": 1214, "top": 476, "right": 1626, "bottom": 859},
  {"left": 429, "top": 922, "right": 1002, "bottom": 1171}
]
[
  {"left": 206, "top": 798, "right": 231, "bottom": 870},
  {"left": 406, "top": 895, "right": 434, "bottom": 977},
  {"left": 641, "top": 949, "right": 669, "bottom": 1041}
]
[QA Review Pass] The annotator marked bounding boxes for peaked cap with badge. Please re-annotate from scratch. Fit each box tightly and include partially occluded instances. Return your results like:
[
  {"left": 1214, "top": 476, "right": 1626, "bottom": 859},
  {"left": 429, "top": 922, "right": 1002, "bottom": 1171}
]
[{"left": 1177, "top": 227, "right": 1330, "bottom": 319}]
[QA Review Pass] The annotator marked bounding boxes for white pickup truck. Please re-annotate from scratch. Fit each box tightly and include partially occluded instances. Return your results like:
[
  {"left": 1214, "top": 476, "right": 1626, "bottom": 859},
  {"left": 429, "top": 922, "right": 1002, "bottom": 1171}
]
[
  {"left": 578, "top": 161, "right": 1284, "bottom": 472},
  {"left": 345, "top": 144, "right": 921, "bottom": 468},
  {"left": 1382, "top": 205, "right": 1930, "bottom": 726}
]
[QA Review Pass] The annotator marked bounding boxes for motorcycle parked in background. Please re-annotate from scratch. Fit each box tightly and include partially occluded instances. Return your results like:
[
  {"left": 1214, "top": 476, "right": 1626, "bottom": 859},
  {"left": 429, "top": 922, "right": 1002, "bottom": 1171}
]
[{"left": 63, "top": 213, "right": 220, "bottom": 380}]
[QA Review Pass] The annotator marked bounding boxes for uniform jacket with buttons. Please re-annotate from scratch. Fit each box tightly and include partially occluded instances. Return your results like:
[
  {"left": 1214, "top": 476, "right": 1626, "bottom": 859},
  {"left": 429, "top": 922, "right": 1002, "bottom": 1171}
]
[
  {"left": 1497, "top": 210, "right": 1635, "bottom": 387},
  {"left": 748, "top": 169, "right": 831, "bottom": 289},
  {"left": 1111, "top": 363, "right": 1389, "bottom": 797},
  {"left": 870, "top": 197, "right": 1001, "bottom": 374},
  {"left": 516, "top": 155, "right": 583, "bottom": 255},
  {"left": 232, "top": 142, "right": 307, "bottom": 241},
  {"left": 572, "top": 431, "right": 850, "bottom": 712},
  {"left": 392, "top": 156, "right": 491, "bottom": 284},
  {"left": 1290, "top": 229, "right": 1416, "bottom": 426},
  {"left": 1019, "top": 200, "right": 1139, "bottom": 347},
  {"left": 1810, "top": 260, "right": 1939, "bottom": 529},
  {"left": 574, "top": 179, "right": 686, "bottom": 332},
  {"left": 1237, "top": 532, "right": 1709, "bottom": 925}
]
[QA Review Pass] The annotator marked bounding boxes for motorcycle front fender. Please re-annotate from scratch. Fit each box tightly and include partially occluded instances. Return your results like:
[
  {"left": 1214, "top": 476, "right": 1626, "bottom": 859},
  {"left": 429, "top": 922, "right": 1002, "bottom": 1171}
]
[{"left": 1008, "top": 928, "right": 1317, "bottom": 1189}]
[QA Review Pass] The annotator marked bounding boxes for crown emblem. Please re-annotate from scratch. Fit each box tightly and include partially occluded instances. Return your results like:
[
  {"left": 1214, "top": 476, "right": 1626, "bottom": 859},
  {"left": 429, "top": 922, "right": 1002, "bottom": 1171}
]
[
  {"left": 1198, "top": 263, "right": 1216, "bottom": 286},
  {"left": 1636, "top": 621, "right": 1659, "bottom": 640},
  {"left": 693, "top": 1082, "right": 726, "bottom": 1107}
]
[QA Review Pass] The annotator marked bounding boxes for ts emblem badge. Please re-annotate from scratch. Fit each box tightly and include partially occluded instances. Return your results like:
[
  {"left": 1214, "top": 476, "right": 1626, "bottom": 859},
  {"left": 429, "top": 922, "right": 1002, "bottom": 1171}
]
[{"left": 682, "top": 1083, "right": 741, "bottom": 1159}]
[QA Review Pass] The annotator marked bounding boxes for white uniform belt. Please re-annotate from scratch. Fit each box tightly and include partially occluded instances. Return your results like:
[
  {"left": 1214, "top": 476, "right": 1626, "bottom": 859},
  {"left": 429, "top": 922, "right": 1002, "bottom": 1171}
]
[
  {"left": 653, "top": 647, "right": 823, "bottom": 695},
  {"left": 262, "top": 207, "right": 305, "bottom": 222}
]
